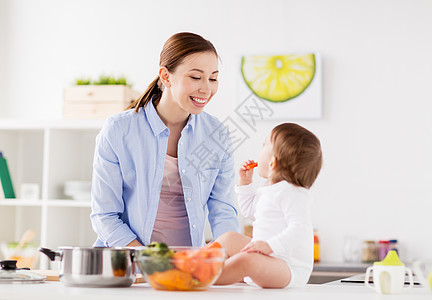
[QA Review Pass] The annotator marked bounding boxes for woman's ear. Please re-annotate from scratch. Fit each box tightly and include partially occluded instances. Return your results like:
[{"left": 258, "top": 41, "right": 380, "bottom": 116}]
[{"left": 159, "top": 67, "right": 171, "bottom": 88}]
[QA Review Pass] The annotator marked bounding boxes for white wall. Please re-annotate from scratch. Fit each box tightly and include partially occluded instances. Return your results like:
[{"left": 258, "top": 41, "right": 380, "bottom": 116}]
[{"left": 1, "top": 0, "right": 432, "bottom": 262}]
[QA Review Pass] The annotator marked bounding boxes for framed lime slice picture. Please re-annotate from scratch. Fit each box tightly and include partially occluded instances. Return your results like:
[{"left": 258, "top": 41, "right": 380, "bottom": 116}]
[
  {"left": 237, "top": 53, "right": 322, "bottom": 120},
  {"left": 241, "top": 54, "right": 316, "bottom": 102}
]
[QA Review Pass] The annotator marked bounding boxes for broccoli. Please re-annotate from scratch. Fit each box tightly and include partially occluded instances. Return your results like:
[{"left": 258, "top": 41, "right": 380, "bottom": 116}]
[{"left": 138, "top": 242, "right": 175, "bottom": 275}]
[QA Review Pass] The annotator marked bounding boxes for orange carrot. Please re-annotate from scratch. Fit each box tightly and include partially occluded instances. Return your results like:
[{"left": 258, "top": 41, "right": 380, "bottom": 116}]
[
  {"left": 245, "top": 162, "right": 258, "bottom": 170},
  {"left": 173, "top": 250, "right": 198, "bottom": 273},
  {"left": 170, "top": 243, "right": 224, "bottom": 285},
  {"left": 203, "top": 241, "right": 222, "bottom": 249},
  {"left": 148, "top": 269, "right": 193, "bottom": 291},
  {"left": 192, "top": 262, "right": 213, "bottom": 283}
]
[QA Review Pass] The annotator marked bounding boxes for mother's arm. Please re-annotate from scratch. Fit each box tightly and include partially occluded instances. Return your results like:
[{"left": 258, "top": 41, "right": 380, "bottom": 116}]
[
  {"left": 206, "top": 145, "right": 240, "bottom": 239},
  {"left": 90, "top": 123, "right": 138, "bottom": 247}
]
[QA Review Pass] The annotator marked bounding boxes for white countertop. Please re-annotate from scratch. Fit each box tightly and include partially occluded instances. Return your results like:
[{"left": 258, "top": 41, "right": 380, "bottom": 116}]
[{"left": 0, "top": 281, "right": 429, "bottom": 300}]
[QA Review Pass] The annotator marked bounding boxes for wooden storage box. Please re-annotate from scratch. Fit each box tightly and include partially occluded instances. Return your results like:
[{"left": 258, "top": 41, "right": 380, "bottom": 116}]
[{"left": 63, "top": 85, "right": 141, "bottom": 119}]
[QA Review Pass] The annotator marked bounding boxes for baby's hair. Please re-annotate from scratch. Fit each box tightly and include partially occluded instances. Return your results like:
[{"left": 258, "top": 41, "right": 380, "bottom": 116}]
[{"left": 270, "top": 123, "right": 322, "bottom": 189}]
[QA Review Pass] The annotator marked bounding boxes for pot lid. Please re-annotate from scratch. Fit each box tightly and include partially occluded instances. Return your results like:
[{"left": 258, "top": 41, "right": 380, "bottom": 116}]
[{"left": 0, "top": 260, "right": 46, "bottom": 283}]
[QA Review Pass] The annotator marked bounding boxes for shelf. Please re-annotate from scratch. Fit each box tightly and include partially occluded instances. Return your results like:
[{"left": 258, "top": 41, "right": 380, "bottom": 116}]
[
  {"left": 46, "top": 199, "right": 91, "bottom": 207},
  {"left": 0, "top": 120, "right": 102, "bottom": 270},
  {"left": 0, "top": 199, "right": 91, "bottom": 207},
  {"left": 0, "top": 199, "right": 43, "bottom": 207},
  {"left": 0, "top": 119, "right": 105, "bottom": 130}
]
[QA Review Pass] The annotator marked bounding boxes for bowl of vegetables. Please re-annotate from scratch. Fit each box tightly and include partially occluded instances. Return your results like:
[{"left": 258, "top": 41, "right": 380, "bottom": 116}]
[{"left": 135, "top": 242, "right": 225, "bottom": 291}]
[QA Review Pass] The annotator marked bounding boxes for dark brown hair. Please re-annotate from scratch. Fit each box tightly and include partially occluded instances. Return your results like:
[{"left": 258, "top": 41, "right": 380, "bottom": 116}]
[
  {"left": 270, "top": 123, "right": 322, "bottom": 189},
  {"left": 126, "top": 32, "right": 218, "bottom": 112}
]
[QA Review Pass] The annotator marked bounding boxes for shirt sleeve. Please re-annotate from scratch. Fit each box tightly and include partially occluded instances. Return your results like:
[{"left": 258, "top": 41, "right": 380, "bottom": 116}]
[
  {"left": 90, "top": 120, "right": 137, "bottom": 247},
  {"left": 266, "top": 193, "right": 312, "bottom": 257},
  {"left": 235, "top": 183, "right": 257, "bottom": 220},
  {"left": 206, "top": 130, "right": 240, "bottom": 239}
]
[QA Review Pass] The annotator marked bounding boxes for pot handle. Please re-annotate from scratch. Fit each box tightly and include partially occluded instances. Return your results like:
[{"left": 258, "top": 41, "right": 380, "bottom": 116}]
[
  {"left": 364, "top": 266, "right": 374, "bottom": 290},
  {"left": 130, "top": 249, "right": 136, "bottom": 262},
  {"left": 39, "top": 247, "right": 60, "bottom": 261}
]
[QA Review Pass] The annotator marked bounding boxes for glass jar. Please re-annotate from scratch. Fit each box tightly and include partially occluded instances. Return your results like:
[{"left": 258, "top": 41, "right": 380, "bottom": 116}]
[
  {"left": 389, "top": 239, "right": 399, "bottom": 254},
  {"left": 313, "top": 229, "right": 320, "bottom": 262},
  {"left": 378, "top": 240, "right": 390, "bottom": 260},
  {"left": 361, "top": 240, "right": 378, "bottom": 263},
  {"left": 243, "top": 225, "right": 253, "bottom": 238},
  {"left": 342, "top": 235, "right": 361, "bottom": 263}
]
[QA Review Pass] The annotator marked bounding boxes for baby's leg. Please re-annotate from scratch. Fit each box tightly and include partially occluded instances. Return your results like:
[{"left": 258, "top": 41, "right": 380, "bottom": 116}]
[
  {"left": 215, "top": 252, "right": 291, "bottom": 288},
  {"left": 215, "top": 231, "right": 251, "bottom": 258}
]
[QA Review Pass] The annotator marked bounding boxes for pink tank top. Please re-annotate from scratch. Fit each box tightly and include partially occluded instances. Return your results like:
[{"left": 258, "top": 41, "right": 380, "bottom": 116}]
[{"left": 150, "top": 155, "right": 192, "bottom": 246}]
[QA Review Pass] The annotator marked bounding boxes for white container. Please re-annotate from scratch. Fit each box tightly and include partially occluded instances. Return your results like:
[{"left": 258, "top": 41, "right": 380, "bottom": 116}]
[
  {"left": 365, "top": 264, "right": 413, "bottom": 294},
  {"left": 64, "top": 181, "right": 91, "bottom": 201},
  {"left": 413, "top": 260, "right": 432, "bottom": 291}
]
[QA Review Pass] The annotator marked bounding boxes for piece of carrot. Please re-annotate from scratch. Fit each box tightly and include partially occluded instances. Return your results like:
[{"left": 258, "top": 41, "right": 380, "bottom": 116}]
[
  {"left": 203, "top": 241, "right": 222, "bottom": 249},
  {"left": 173, "top": 250, "right": 198, "bottom": 273},
  {"left": 245, "top": 162, "right": 258, "bottom": 170},
  {"left": 148, "top": 269, "right": 193, "bottom": 291},
  {"left": 193, "top": 262, "right": 213, "bottom": 283},
  {"left": 172, "top": 243, "right": 224, "bottom": 285}
]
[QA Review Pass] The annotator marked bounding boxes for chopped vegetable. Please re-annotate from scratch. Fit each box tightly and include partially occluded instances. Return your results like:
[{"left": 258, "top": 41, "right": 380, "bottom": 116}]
[
  {"left": 245, "top": 162, "right": 258, "bottom": 170},
  {"left": 173, "top": 241, "right": 224, "bottom": 284},
  {"left": 138, "top": 242, "right": 175, "bottom": 275},
  {"left": 138, "top": 242, "right": 225, "bottom": 290},
  {"left": 112, "top": 269, "right": 126, "bottom": 277},
  {"left": 147, "top": 269, "right": 196, "bottom": 291},
  {"left": 203, "top": 241, "right": 223, "bottom": 250}
]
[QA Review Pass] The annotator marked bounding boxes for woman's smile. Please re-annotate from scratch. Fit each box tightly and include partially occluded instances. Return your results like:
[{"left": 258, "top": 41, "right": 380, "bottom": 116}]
[{"left": 190, "top": 96, "right": 208, "bottom": 105}]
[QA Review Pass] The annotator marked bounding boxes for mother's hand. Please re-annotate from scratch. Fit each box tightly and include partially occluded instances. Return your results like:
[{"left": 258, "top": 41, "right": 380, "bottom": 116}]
[{"left": 126, "top": 239, "right": 143, "bottom": 247}]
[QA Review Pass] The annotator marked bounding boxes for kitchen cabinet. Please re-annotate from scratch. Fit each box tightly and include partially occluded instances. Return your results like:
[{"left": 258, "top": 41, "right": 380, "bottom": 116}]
[{"left": 0, "top": 119, "right": 104, "bottom": 269}]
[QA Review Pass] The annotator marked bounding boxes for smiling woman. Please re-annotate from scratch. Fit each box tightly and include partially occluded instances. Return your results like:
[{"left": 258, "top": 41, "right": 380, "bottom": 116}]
[
  {"left": 90, "top": 32, "right": 240, "bottom": 249},
  {"left": 156, "top": 51, "right": 219, "bottom": 118}
]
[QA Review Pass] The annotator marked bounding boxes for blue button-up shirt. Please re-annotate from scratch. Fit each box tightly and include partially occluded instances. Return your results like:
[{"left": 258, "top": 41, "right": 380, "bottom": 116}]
[{"left": 90, "top": 100, "right": 239, "bottom": 247}]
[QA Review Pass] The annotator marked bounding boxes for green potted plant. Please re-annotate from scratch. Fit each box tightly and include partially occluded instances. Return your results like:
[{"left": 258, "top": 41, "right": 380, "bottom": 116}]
[{"left": 63, "top": 75, "right": 141, "bottom": 119}]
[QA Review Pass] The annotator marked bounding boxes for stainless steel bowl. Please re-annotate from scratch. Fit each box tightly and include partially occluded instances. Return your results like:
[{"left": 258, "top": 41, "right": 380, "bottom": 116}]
[{"left": 39, "top": 247, "right": 136, "bottom": 287}]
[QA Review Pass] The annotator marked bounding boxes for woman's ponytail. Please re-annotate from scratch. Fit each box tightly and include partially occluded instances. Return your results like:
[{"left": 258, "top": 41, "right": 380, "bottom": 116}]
[{"left": 126, "top": 76, "right": 162, "bottom": 112}]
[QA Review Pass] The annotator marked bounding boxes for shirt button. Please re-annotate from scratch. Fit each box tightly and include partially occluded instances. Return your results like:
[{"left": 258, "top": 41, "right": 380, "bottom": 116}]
[
  {"left": 180, "top": 142, "right": 184, "bottom": 146},
  {"left": 182, "top": 169, "right": 186, "bottom": 173},
  {"left": 187, "top": 197, "right": 191, "bottom": 202},
  {"left": 192, "top": 224, "right": 196, "bottom": 229}
]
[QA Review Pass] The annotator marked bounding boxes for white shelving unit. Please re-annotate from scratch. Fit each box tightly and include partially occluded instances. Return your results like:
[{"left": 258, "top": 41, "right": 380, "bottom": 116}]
[{"left": 0, "top": 119, "right": 105, "bottom": 268}]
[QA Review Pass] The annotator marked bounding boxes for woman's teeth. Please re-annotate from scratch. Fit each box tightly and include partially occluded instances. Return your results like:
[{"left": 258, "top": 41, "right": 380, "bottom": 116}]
[{"left": 191, "top": 97, "right": 206, "bottom": 104}]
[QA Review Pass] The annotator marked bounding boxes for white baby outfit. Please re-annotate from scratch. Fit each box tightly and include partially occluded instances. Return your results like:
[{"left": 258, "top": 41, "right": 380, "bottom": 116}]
[{"left": 235, "top": 180, "right": 314, "bottom": 288}]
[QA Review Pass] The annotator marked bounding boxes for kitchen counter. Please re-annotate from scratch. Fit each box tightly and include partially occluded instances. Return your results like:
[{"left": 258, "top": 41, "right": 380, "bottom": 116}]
[{"left": 0, "top": 281, "right": 428, "bottom": 300}]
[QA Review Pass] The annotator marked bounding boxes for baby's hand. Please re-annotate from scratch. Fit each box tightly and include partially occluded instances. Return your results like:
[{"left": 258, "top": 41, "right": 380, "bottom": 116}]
[
  {"left": 238, "top": 160, "right": 257, "bottom": 185},
  {"left": 240, "top": 240, "right": 273, "bottom": 256}
]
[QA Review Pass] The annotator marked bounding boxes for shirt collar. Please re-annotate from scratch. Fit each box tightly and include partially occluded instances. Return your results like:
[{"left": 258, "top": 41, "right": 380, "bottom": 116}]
[
  {"left": 144, "top": 98, "right": 197, "bottom": 135},
  {"left": 185, "top": 113, "right": 196, "bottom": 133},
  {"left": 145, "top": 99, "right": 168, "bottom": 136}
]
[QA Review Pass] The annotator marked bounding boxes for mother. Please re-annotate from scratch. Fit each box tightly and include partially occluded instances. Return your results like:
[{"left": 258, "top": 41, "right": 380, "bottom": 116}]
[{"left": 90, "top": 32, "right": 239, "bottom": 247}]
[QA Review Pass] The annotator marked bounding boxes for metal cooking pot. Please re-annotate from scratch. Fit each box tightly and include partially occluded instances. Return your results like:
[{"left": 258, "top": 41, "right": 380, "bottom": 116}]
[{"left": 39, "top": 247, "right": 135, "bottom": 287}]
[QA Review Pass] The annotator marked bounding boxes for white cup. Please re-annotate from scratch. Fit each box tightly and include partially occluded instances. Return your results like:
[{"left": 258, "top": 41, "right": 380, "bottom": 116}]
[
  {"left": 412, "top": 260, "right": 432, "bottom": 291},
  {"left": 20, "top": 183, "right": 40, "bottom": 200},
  {"left": 365, "top": 265, "right": 413, "bottom": 294}
]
